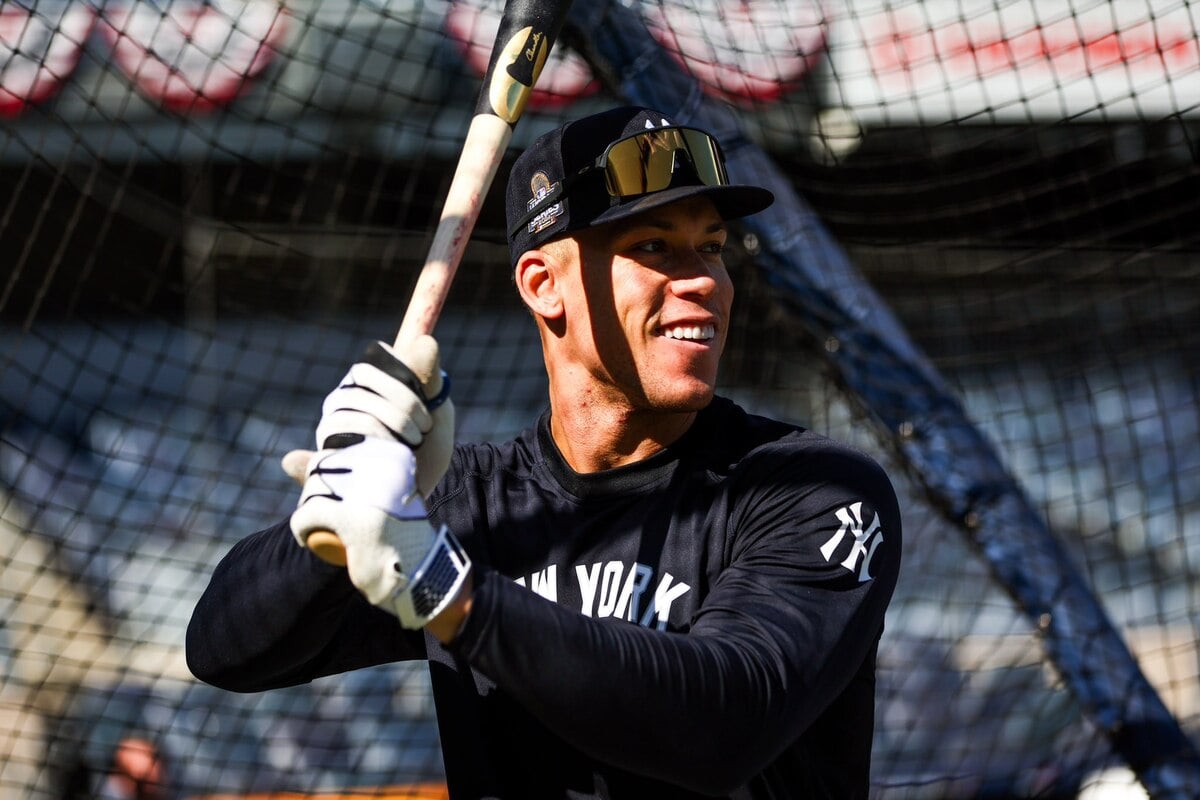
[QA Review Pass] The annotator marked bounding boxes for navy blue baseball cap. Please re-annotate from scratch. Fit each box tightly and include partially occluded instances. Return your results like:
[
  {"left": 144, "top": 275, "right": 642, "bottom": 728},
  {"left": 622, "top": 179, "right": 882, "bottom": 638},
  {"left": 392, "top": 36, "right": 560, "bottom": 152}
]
[{"left": 506, "top": 106, "right": 774, "bottom": 266}]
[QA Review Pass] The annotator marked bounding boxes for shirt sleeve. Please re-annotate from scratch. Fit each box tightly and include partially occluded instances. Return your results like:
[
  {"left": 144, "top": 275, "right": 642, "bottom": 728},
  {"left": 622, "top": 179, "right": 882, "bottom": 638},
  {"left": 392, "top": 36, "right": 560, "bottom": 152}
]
[
  {"left": 186, "top": 519, "right": 425, "bottom": 693},
  {"left": 447, "top": 444, "right": 901, "bottom": 795}
]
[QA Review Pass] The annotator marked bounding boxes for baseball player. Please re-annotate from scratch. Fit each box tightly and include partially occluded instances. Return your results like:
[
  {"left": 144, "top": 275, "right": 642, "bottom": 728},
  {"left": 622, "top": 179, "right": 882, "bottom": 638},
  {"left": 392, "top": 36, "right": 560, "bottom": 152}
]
[{"left": 187, "top": 106, "right": 902, "bottom": 799}]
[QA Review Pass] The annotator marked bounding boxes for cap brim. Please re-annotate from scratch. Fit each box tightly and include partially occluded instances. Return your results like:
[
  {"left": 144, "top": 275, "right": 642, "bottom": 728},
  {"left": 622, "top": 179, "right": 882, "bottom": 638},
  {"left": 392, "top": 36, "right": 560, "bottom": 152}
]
[{"left": 584, "top": 183, "right": 774, "bottom": 231}]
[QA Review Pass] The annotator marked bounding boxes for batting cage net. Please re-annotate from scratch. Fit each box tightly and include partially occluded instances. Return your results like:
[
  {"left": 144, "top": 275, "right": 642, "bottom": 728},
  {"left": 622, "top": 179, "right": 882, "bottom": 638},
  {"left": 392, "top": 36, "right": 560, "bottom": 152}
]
[{"left": 2, "top": 1, "right": 1198, "bottom": 797}]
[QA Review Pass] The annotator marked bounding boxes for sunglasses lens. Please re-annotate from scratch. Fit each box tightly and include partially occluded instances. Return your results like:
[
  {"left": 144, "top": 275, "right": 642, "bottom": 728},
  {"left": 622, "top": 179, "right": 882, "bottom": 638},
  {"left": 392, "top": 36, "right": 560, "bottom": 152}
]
[
  {"left": 602, "top": 129, "right": 727, "bottom": 198},
  {"left": 681, "top": 129, "right": 728, "bottom": 188}
]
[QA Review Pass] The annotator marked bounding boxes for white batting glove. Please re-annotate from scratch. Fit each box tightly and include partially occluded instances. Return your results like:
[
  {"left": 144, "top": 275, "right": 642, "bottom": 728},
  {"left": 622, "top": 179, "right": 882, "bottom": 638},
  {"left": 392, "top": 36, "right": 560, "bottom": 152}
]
[
  {"left": 289, "top": 438, "right": 470, "bottom": 628},
  {"left": 312, "top": 334, "right": 454, "bottom": 500}
]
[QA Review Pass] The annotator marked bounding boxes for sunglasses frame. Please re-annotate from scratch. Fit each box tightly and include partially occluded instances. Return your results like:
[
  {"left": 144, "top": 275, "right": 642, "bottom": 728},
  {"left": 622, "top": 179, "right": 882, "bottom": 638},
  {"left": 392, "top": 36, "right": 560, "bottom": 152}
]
[
  {"left": 595, "top": 126, "right": 730, "bottom": 199},
  {"left": 509, "top": 126, "right": 730, "bottom": 239}
]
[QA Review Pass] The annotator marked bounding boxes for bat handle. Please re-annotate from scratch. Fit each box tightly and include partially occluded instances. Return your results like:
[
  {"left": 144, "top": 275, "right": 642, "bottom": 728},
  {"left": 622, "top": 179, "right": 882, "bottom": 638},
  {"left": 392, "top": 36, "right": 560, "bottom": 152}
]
[
  {"left": 304, "top": 115, "right": 512, "bottom": 567},
  {"left": 395, "top": 113, "right": 513, "bottom": 349},
  {"left": 306, "top": 531, "right": 348, "bottom": 566}
]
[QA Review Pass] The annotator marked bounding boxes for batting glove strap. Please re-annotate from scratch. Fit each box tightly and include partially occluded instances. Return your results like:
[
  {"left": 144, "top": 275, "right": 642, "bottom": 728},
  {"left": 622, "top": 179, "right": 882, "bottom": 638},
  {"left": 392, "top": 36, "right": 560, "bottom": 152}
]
[
  {"left": 388, "top": 523, "right": 472, "bottom": 626},
  {"left": 361, "top": 341, "right": 452, "bottom": 411}
]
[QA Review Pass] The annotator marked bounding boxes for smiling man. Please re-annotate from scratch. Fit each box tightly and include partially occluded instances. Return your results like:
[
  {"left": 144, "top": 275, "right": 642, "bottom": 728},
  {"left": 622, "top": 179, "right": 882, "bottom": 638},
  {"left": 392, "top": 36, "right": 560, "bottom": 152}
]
[
  {"left": 519, "top": 196, "right": 734, "bottom": 470},
  {"left": 188, "top": 106, "right": 902, "bottom": 799}
]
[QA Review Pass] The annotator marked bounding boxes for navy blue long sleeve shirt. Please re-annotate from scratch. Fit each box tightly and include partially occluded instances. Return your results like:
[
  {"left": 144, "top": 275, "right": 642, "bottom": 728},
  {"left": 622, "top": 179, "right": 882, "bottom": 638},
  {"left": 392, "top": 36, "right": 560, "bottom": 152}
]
[{"left": 187, "top": 396, "right": 901, "bottom": 799}]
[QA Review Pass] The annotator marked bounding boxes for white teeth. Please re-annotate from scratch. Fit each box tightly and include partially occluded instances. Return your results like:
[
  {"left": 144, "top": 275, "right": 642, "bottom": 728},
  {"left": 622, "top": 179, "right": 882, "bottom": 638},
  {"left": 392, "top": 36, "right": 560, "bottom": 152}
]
[{"left": 663, "top": 324, "right": 715, "bottom": 340}]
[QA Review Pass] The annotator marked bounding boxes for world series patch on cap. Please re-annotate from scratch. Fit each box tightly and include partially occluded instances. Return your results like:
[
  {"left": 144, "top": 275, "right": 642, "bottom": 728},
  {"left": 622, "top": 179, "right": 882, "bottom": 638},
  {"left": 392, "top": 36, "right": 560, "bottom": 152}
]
[{"left": 505, "top": 106, "right": 774, "bottom": 265}]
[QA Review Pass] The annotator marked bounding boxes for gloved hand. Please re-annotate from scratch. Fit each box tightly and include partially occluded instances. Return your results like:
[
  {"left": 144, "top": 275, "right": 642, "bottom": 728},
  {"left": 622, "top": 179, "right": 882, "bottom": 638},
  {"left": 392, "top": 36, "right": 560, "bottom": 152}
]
[
  {"left": 292, "top": 335, "right": 454, "bottom": 498},
  {"left": 289, "top": 438, "right": 470, "bottom": 628},
  {"left": 282, "top": 334, "right": 453, "bottom": 492},
  {"left": 284, "top": 335, "right": 468, "bottom": 628}
]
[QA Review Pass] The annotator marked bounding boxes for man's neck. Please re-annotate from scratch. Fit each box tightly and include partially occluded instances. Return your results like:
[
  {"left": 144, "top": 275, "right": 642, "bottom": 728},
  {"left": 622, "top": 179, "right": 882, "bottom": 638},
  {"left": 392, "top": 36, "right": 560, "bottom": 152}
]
[{"left": 547, "top": 397, "right": 697, "bottom": 474}]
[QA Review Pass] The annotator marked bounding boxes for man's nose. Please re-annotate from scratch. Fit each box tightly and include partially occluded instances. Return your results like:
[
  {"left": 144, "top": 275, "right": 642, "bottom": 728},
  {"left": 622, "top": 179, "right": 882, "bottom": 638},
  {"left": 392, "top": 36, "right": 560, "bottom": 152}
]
[{"left": 670, "top": 251, "right": 722, "bottom": 298}]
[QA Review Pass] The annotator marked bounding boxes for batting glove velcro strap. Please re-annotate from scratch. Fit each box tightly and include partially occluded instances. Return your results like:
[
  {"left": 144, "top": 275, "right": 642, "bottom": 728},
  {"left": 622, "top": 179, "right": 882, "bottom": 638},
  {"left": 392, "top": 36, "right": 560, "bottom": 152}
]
[
  {"left": 389, "top": 522, "right": 471, "bottom": 625},
  {"left": 289, "top": 438, "right": 471, "bottom": 629}
]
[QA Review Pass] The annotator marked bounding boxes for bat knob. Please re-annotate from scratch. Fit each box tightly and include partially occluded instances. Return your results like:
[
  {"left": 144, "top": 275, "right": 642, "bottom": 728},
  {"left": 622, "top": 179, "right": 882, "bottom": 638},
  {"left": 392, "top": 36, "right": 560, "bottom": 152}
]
[{"left": 307, "top": 531, "right": 348, "bottom": 567}]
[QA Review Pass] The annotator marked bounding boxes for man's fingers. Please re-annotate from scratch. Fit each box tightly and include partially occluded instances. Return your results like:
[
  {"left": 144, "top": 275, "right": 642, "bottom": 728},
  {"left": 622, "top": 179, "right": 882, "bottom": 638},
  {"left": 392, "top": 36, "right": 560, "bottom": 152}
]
[
  {"left": 317, "top": 387, "right": 431, "bottom": 447},
  {"left": 281, "top": 449, "right": 314, "bottom": 485}
]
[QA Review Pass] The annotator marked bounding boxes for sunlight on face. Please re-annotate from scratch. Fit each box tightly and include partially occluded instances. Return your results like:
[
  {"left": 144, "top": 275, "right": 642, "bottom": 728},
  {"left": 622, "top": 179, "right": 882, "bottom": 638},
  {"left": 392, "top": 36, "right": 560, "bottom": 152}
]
[{"left": 560, "top": 196, "right": 733, "bottom": 414}]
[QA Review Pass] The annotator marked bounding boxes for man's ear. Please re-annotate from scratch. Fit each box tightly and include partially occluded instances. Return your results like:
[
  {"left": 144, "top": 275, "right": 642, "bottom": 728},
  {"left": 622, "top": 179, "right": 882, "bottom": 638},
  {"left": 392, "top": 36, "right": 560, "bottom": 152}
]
[{"left": 514, "top": 248, "right": 565, "bottom": 321}]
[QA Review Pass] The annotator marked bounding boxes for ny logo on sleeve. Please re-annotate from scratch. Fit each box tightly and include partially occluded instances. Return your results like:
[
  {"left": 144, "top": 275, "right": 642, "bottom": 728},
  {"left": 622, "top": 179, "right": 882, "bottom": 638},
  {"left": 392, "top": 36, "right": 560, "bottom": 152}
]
[{"left": 820, "top": 502, "right": 885, "bottom": 583}]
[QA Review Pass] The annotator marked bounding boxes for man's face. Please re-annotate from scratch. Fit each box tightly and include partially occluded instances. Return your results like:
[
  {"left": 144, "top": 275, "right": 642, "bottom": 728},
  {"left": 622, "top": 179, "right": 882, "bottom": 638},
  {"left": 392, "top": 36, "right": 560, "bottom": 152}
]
[{"left": 558, "top": 195, "right": 734, "bottom": 414}]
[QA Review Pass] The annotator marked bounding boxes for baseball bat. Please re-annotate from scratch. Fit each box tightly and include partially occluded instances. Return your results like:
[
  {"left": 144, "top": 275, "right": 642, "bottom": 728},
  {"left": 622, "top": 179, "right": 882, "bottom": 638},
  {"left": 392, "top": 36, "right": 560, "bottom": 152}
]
[{"left": 306, "top": 0, "right": 574, "bottom": 567}]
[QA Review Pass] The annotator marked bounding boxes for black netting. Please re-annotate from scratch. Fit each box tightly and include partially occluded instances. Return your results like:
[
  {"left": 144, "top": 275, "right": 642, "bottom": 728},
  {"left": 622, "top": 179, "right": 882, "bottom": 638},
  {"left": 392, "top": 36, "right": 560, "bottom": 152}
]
[{"left": 2, "top": 1, "right": 1197, "bottom": 797}]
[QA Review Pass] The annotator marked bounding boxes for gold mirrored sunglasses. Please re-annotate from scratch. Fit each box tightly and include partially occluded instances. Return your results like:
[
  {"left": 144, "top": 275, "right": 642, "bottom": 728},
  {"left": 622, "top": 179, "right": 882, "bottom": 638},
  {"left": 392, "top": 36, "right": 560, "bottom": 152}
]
[
  {"left": 597, "top": 126, "right": 730, "bottom": 198},
  {"left": 511, "top": 127, "right": 730, "bottom": 238}
]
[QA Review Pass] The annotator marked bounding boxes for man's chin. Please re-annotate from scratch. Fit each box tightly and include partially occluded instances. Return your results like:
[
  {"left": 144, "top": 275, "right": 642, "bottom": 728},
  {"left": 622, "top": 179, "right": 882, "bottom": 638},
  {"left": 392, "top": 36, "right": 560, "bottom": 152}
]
[{"left": 653, "top": 386, "right": 715, "bottom": 414}]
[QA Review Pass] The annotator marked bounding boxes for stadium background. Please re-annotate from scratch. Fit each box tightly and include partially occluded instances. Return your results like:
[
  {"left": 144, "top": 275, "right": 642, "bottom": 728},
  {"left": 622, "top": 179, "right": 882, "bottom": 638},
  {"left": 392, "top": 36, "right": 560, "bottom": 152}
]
[{"left": 1, "top": 0, "right": 1197, "bottom": 797}]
